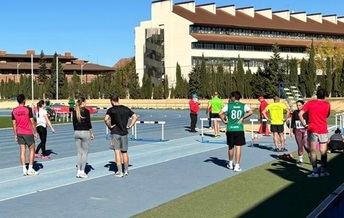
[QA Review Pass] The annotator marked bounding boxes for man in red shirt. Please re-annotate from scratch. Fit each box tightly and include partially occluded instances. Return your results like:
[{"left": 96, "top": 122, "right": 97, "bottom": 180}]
[
  {"left": 299, "top": 88, "right": 331, "bottom": 178},
  {"left": 258, "top": 96, "right": 270, "bottom": 135},
  {"left": 12, "top": 94, "right": 38, "bottom": 176},
  {"left": 189, "top": 94, "right": 200, "bottom": 132}
]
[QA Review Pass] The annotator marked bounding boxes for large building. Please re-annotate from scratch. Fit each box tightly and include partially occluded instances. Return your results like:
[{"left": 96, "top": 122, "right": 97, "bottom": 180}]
[
  {"left": 135, "top": 0, "right": 344, "bottom": 86},
  {"left": 0, "top": 50, "right": 115, "bottom": 83}
]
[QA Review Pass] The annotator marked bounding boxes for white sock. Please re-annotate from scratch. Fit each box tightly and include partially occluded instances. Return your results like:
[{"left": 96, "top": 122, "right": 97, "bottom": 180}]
[
  {"left": 229, "top": 160, "right": 233, "bottom": 166},
  {"left": 235, "top": 163, "right": 240, "bottom": 168},
  {"left": 299, "top": 155, "right": 303, "bottom": 162},
  {"left": 22, "top": 165, "right": 27, "bottom": 173},
  {"left": 28, "top": 165, "right": 33, "bottom": 171}
]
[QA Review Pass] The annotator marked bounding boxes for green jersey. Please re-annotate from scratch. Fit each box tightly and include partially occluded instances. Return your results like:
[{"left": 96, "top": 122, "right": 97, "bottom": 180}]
[{"left": 226, "top": 102, "right": 246, "bottom": 132}]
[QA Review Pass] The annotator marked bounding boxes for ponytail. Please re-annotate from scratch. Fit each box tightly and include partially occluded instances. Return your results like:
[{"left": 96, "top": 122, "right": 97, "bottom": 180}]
[
  {"left": 75, "top": 97, "right": 86, "bottom": 122},
  {"left": 36, "top": 100, "right": 45, "bottom": 118}
]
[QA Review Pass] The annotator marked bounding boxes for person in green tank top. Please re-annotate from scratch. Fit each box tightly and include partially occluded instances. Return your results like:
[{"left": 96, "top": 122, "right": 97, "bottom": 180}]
[
  {"left": 219, "top": 91, "right": 252, "bottom": 172},
  {"left": 208, "top": 92, "right": 224, "bottom": 137}
]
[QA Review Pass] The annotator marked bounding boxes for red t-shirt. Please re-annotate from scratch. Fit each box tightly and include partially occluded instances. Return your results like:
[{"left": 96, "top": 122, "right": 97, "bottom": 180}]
[
  {"left": 301, "top": 100, "right": 331, "bottom": 134},
  {"left": 189, "top": 100, "right": 200, "bottom": 114},
  {"left": 12, "top": 105, "right": 34, "bottom": 135}
]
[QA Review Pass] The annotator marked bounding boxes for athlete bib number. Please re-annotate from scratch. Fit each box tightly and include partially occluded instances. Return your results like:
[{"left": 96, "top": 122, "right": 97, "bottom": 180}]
[
  {"left": 230, "top": 110, "right": 243, "bottom": 120},
  {"left": 295, "top": 120, "right": 305, "bottom": 129}
]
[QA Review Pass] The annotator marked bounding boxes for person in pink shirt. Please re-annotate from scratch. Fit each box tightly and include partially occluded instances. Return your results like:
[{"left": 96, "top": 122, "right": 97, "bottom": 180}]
[
  {"left": 12, "top": 94, "right": 39, "bottom": 176},
  {"left": 299, "top": 88, "right": 331, "bottom": 178},
  {"left": 189, "top": 94, "right": 200, "bottom": 133}
]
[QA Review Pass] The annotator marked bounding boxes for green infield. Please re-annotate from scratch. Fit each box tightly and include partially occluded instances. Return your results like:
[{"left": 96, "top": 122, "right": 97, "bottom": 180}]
[
  {"left": 136, "top": 153, "right": 344, "bottom": 218},
  {"left": 0, "top": 116, "right": 104, "bottom": 129}
]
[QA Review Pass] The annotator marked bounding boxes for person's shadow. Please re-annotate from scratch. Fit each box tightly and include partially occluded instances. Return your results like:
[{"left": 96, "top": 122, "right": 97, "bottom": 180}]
[
  {"left": 104, "top": 161, "right": 133, "bottom": 172},
  {"left": 204, "top": 157, "right": 228, "bottom": 169},
  {"left": 85, "top": 163, "right": 95, "bottom": 174},
  {"left": 45, "top": 149, "right": 58, "bottom": 156}
]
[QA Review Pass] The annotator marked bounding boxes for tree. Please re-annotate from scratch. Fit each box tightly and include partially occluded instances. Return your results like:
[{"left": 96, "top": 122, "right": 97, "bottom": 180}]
[
  {"left": 49, "top": 52, "right": 65, "bottom": 99},
  {"left": 270, "top": 44, "right": 286, "bottom": 85},
  {"left": 299, "top": 58, "right": 307, "bottom": 97},
  {"left": 325, "top": 57, "right": 332, "bottom": 97},
  {"left": 199, "top": 56, "right": 210, "bottom": 98},
  {"left": 216, "top": 64, "right": 225, "bottom": 98},
  {"left": 153, "top": 83, "right": 164, "bottom": 99},
  {"left": 127, "top": 60, "right": 141, "bottom": 99},
  {"left": 339, "top": 60, "right": 344, "bottom": 97},
  {"left": 244, "top": 69, "right": 253, "bottom": 98},
  {"left": 234, "top": 57, "right": 245, "bottom": 95},
  {"left": 163, "top": 75, "right": 169, "bottom": 99},
  {"left": 188, "top": 64, "right": 201, "bottom": 97},
  {"left": 141, "top": 73, "right": 152, "bottom": 99},
  {"left": 305, "top": 42, "right": 317, "bottom": 97},
  {"left": 289, "top": 58, "right": 298, "bottom": 86},
  {"left": 174, "top": 63, "right": 187, "bottom": 98}
]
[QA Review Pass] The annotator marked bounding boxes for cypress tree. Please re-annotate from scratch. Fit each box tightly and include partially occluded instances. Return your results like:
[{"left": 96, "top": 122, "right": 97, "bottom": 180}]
[
  {"left": 188, "top": 64, "right": 201, "bottom": 97},
  {"left": 163, "top": 75, "right": 169, "bottom": 99},
  {"left": 199, "top": 56, "right": 210, "bottom": 98},
  {"left": 306, "top": 42, "right": 317, "bottom": 97},
  {"left": 289, "top": 59, "right": 298, "bottom": 86},
  {"left": 216, "top": 64, "right": 225, "bottom": 98},
  {"left": 141, "top": 73, "right": 152, "bottom": 99},
  {"left": 234, "top": 58, "right": 245, "bottom": 94},
  {"left": 127, "top": 60, "right": 141, "bottom": 99},
  {"left": 325, "top": 57, "right": 332, "bottom": 97},
  {"left": 153, "top": 83, "right": 164, "bottom": 99},
  {"left": 174, "top": 62, "right": 187, "bottom": 98},
  {"left": 245, "top": 69, "right": 253, "bottom": 98},
  {"left": 299, "top": 58, "right": 307, "bottom": 97}
]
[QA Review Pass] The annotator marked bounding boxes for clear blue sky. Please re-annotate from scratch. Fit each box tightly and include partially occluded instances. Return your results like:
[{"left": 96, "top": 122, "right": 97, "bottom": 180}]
[{"left": 1, "top": 0, "right": 343, "bottom": 66}]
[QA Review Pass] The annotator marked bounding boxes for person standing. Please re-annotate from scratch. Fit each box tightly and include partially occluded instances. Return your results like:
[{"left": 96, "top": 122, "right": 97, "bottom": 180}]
[
  {"left": 68, "top": 96, "right": 75, "bottom": 118},
  {"left": 290, "top": 100, "right": 307, "bottom": 165},
  {"left": 258, "top": 96, "right": 270, "bottom": 136},
  {"left": 12, "top": 94, "right": 39, "bottom": 176},
  {"left": 73, "top": 97, "right": 94, "bottom": 179},
  {"left": 35, "top": 100, "right": 55, "bottom": 159},
  {"left": 299, "top": 88, "right": 331, "bottom": 178},
  {"left": 208, "top": 92, "right": 223, "bottom": 137},
  {"left": 262, "top": 96, "right": 289, "bottom": 152},
  {"left": 189, "top": 94, "right": 200, "bottom": 132},
  {"left": 104, "top": 95, "right": 138, "bottom": 177},
  {"left": 219, "top": 91, "right": 252, "bottom": 172},
  {"left": 206, "top": 97, "right": 213, "bottom": 129}
]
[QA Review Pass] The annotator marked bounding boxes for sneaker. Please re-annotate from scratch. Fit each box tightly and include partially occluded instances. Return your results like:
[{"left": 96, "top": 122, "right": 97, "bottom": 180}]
[
  {"left": 124, "top": 171, "right": 129, "bottom": 176},
  {"left": 78, "top": 172, "right": 88, "bottom": 179},
  {"left": 227, "top": 163, "right": 234, "bottom": 170},
  {"left": 114, "top": 172, "right": 123, "bottom": 178},
  {"left": 23, "top": 170, "right": 28, "bottom": 176},
  {"left": 296, "top": 161, "right": 303, "bottom": 167},
  {"left": 319, "top": 168, "right": 330, "bottom": 177},
  {"left": 27, "top": 169, "right": 39, "bottom": 176},
  {"left": 234, "top": 165, "right": 242, "bottom": 172},
  {"left": 307, "top": 168, "right": 320, "bottom": 178},
  {"left": 41, "top": 155, "right": 51, "bottom": 160}
]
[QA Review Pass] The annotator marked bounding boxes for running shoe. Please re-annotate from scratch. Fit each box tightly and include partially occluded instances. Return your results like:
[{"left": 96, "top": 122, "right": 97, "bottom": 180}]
[
  {"left": 307, "top": 168, "right": 320, "bottom": 178},
  {"left": 319, "top": 167, "right": 330, "bottom": 177},
  {"left": 23, "top": 170, "right": 28, "bottom": 176},
  {"left": 227, "top": 163, "right": 234, "bottom": 170},
  {"left": 78, "top": 172, "right": 88, "bottom": 179},
  {"left": 296, "top": 161, "right": 303, "bottom": 167},
  {"left": 114, "top": 172, "right": 123, "bottom": 178},
  {"left": 234, "top": 165, "right": 242, "bottom": 172},
  {"left": 27, "top": 169, "right": 39, "bottom": 176},
  {"left": 124, "top": 171, "right": 129, "bottom": 176}
]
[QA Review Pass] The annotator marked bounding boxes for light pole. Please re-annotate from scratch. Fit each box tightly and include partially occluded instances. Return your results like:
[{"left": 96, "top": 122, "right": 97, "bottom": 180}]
[
  {"left": 81, "top": 62, "right": 87, "bottom": 84},
  {"left": 31, "top": 54, "right": 34, "bottom": 103},
  {"left": 56, "top": 55, "right": 59, "bottom": 100}
]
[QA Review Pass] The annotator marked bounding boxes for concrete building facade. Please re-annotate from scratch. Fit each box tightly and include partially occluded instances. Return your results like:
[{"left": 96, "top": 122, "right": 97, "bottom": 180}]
[{"left": 135, "top": 0, "right": 344, "bottom": 87}]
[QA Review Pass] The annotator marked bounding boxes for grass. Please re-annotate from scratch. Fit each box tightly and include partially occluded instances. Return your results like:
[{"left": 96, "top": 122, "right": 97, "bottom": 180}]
[
  {"left": 0, "top": 116, "right": 104, "bottom": 129},
  {"left": 135, "top": 153, "right": 344, "bottom": 218}
]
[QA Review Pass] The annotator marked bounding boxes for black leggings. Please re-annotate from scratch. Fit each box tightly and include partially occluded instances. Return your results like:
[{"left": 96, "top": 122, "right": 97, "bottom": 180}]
[{"left": 36, "top": 126, "right": 47, "bottom": 155}]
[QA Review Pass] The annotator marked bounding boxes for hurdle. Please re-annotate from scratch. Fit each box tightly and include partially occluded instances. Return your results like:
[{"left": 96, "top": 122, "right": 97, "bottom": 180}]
[
  {"left": 133, "top": 121, "right": 166, "bottom": 141},
  {"left": 335, "top": 112, "right": 344, "bottom": 131},
  {"left": 200, "top": 117, "right": 225, "bottom": 143}
]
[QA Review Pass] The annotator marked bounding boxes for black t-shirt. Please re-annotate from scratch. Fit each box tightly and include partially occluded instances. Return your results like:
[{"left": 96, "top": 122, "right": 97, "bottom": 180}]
[
  {"left": 106, "top": 105, "right": 134, "bottom": 136},
  {"left": 72, "top": 108, "right": 92, "bottom": 131},
  {"left": 291, "top": 109, "right": 308, "bottom": 129}
]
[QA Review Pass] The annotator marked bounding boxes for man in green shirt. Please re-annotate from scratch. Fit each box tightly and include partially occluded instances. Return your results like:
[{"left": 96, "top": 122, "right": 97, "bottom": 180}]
[
  {"left": 68, "top": 97, "right": 76, "bottom": 118},
  {"left": 219, "top": 91, "right": 252, "bottom": 172},
  {"left": 208, "top": 92, "right": 223, "bottom": 137}
]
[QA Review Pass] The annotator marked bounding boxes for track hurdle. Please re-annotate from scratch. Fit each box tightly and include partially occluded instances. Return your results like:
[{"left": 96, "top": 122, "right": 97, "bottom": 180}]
[
  {"left": 200, "top": 118, "right": 225, "bottom": 143},
  {"left": 335, "top": 112, "right": 344, "bottom": 131},
  {"left": 133, "top": 121, "right": 166, "bottom": 141}
]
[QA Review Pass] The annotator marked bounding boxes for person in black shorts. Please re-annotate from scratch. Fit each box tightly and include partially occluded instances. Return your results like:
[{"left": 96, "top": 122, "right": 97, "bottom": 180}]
[{"left": 104, "top": 94, "right": 138, "bottom": 177}]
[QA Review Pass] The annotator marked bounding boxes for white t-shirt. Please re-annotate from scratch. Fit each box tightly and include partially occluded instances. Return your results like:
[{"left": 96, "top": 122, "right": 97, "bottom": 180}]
[{"left": 36, "top": 108, "right": 48, "bottom": 128}]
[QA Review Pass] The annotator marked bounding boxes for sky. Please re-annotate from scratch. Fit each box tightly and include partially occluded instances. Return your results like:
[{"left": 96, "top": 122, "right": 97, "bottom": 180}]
[{"left": 1, "top": 0, "right": 343, "bottom": 67}]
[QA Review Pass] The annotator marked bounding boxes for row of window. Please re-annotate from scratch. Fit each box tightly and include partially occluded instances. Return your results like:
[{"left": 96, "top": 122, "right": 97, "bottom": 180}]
[
  {"left": 190, "top": 25, "right": 344, "bottom": 41},
  {"left": 192, "top": 42, "right": 306, "bottom": 53},
  {"left": 191, "top": 57, "right": 265, "bottom": 68}
]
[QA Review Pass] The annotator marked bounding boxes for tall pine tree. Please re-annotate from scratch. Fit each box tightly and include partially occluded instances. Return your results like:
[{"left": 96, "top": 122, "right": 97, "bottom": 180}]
[
  {"left": 325, "top": 57, "right": 332, "bottom": 97},
  {"left": 289, "top": 58, "right": 298, "bottom": 86},
  {"left": 306, "top": 42, "right": 317, "bottom": 97}
]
